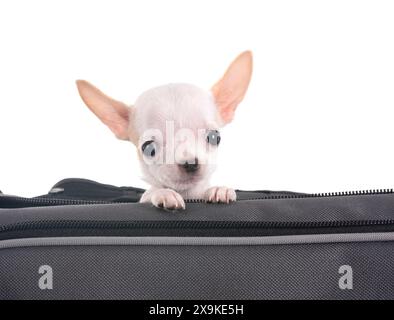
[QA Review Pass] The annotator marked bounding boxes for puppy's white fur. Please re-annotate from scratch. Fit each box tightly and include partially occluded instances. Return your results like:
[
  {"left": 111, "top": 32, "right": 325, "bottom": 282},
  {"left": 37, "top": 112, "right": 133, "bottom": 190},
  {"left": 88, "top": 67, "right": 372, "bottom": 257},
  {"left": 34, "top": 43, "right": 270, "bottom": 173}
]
[{"left": 76, "top": 51, "right": 253, "bottom": 210}]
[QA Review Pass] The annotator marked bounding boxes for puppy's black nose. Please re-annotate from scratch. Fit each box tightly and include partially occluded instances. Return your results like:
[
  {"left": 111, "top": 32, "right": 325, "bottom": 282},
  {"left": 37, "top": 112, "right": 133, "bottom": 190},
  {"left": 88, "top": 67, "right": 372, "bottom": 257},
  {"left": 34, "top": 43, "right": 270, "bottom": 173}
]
[{"left": 180, "top": 158, "right": 199, "bottom": 173}]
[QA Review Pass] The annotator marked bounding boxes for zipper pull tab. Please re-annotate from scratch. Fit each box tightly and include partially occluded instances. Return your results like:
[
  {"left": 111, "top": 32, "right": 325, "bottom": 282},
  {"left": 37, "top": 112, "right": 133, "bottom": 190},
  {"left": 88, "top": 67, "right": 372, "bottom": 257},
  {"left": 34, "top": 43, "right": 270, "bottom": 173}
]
[{"left": 49, "top": 187, "right": 64, "bottom": 194}]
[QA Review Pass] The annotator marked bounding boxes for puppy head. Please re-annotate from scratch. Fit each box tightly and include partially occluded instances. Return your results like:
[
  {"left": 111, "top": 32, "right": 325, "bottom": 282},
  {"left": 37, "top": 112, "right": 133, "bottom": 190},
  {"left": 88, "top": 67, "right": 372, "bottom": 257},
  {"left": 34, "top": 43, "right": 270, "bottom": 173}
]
[{"left": 76, "top": 51, "right": 252, "bottom": 191}]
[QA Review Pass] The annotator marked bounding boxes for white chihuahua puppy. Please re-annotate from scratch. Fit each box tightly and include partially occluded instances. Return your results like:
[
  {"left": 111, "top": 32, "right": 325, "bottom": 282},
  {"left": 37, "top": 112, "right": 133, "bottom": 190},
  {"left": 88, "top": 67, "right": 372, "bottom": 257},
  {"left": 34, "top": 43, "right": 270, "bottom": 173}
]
[{"left": 76, "top": 51, "right": 253, "bottom": 210}]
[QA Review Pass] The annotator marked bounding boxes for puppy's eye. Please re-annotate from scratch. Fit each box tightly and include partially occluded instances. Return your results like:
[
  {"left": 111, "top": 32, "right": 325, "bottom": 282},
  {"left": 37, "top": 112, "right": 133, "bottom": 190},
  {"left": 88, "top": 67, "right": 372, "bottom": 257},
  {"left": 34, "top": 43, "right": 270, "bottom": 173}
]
[
  {"left": 141, "top": 140, "right": 156, "bottom": 157},
  {"left": 206, "top": 130, "right": 221, "bottom": 146}
]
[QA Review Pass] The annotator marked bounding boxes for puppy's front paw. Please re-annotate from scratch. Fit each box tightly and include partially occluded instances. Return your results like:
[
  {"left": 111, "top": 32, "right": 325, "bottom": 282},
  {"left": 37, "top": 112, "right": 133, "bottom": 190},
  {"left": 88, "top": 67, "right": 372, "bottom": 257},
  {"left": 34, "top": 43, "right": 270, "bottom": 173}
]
[
  {"left": 140, "top": 188, "right": 186, "bottom": 210},
  {"left": 205, "top": 186, "right": 237, "bottom": 204}
]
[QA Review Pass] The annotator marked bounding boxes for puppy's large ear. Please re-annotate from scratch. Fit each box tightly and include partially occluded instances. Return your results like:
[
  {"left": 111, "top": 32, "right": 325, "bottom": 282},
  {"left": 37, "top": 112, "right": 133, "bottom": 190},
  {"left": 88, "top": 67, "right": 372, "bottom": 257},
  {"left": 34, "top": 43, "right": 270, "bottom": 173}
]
[
  {"left": 76, "top": 80, "right": 133, "bottom": 141},
  {"left": 211, "top": 51, "right": 253, "bottom": 125}
]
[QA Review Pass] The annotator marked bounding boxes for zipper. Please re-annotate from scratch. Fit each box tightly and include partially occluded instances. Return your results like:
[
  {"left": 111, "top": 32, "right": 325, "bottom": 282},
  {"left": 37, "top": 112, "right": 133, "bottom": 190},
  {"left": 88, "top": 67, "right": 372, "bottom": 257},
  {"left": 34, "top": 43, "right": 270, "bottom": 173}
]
[
  {"left": 1, "top": 219, "right": 394, "bottom": 240},
  {"left": 0, "top": 196, "right": 112, "bottom": 208},
  {"left": 3, "top": 218, "right": 394, "bottom": 231},
  {"left": 187, "top": 188, "right": 394, "bottom": 203},
  {"left": 1, "top": 188, "right": 393, "bottom": 208}
]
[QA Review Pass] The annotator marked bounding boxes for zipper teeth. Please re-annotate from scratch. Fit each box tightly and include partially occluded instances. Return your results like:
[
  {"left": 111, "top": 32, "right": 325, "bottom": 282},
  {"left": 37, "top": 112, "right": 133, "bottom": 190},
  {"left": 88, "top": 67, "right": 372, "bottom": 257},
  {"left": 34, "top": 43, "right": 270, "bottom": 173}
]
[
  {"left": 186, "top": 188, "right": 394, "bottom": 203},
  {"left": 1, "top": 188, "right": 393, "bottom": 207},
  {"left": 0, "top": 197, "right": 112, "bottom": 206},
  {"left": 2, "top": 218, "right": 394, "bottom": 233},
  {"left": 261, "top": 188, "right": 394, "bottom": 200}
]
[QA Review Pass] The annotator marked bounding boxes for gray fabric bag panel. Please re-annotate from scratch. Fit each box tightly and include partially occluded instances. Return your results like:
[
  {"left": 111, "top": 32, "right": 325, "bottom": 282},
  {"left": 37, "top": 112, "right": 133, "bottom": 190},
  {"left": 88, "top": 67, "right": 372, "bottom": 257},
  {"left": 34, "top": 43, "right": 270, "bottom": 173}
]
[{"left": 0, "top": 234, "right": 393, "bottom": 300}]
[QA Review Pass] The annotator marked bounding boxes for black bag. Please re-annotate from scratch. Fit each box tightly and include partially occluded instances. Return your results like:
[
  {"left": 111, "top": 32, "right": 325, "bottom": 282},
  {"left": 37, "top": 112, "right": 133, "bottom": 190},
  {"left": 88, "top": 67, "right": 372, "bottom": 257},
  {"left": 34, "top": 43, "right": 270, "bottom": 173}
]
[{"left": 1, "top": 178, "right": 393, "bottom": 300}]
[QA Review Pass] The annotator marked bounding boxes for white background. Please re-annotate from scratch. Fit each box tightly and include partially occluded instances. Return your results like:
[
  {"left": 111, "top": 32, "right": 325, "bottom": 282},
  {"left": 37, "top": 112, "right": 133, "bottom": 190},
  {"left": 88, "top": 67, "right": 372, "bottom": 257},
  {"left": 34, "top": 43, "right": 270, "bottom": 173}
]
[{"left": 1, "top": 0, "right": 394, "bottom": 197}]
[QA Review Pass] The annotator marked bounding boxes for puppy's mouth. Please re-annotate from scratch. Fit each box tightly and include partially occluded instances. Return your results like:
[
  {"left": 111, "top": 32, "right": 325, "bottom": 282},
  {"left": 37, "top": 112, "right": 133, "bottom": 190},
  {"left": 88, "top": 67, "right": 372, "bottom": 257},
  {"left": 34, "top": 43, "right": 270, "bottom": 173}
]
[
  {"left": 145, "top": 162, "right": 213, "bottom": 192},
  {"left": 169, "top": 169, "right": 202, "bottom": 183},
  {"left": 160, "top": 169, "right": 206, "bottom": 191}
]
